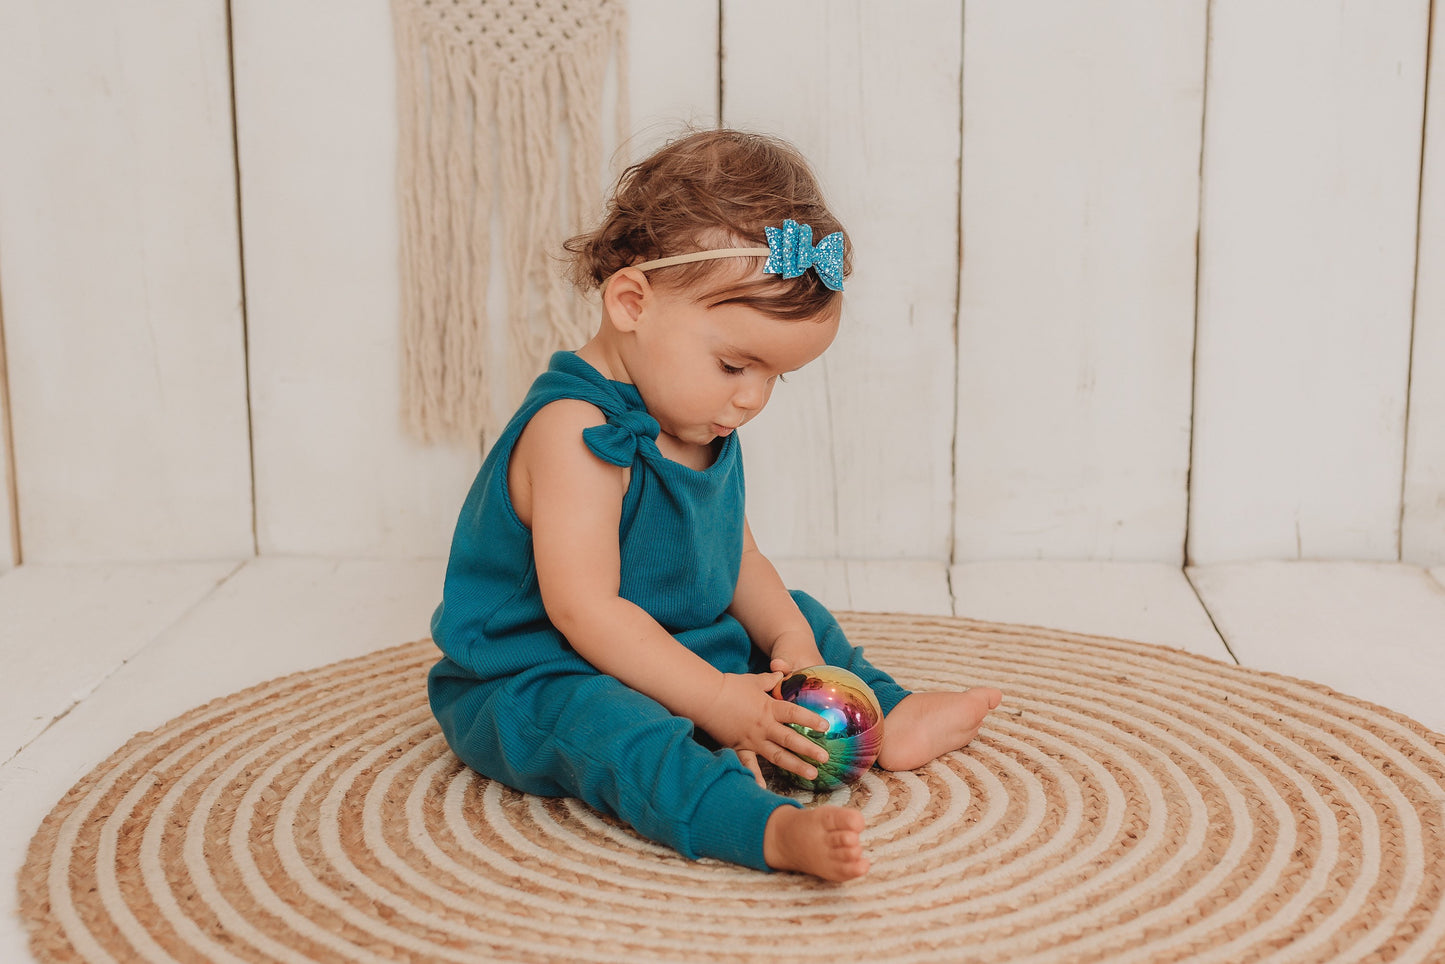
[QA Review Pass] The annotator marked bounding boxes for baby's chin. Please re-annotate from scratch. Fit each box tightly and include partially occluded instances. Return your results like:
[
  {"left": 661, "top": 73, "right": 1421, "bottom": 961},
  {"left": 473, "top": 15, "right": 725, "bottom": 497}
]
[{"left": 657, "top": 425, "right": 715, "bottom": 451}]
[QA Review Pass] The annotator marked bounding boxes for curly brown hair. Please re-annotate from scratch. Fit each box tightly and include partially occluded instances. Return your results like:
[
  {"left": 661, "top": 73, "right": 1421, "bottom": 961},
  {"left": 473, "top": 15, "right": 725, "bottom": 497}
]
[{"left": 562, "top": 128, "right": 851, "bottom": 320}]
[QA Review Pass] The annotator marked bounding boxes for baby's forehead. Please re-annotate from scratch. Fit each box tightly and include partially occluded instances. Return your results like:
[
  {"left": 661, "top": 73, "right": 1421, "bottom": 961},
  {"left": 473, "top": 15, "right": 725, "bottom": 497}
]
[{"left": 699, "top": 301, "right": 841, "bottom": 368}]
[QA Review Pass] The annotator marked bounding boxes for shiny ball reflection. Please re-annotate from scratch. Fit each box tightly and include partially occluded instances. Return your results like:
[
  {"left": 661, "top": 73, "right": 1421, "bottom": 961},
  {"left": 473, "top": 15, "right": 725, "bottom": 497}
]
[{"left": 773, "top": 665, "right": 884, "bottom": 790}]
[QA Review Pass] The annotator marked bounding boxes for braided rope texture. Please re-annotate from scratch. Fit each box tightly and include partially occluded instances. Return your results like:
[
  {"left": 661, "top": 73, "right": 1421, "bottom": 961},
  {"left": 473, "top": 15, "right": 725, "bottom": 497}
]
[{"left": 19, "top": 614, "right": 1445, "bottom": 963}]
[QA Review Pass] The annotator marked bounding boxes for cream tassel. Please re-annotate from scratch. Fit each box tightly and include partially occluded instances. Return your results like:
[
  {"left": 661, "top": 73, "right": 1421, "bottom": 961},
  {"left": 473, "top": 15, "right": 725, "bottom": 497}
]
[{"left": 392, "top": 0, "right": 628, "bottom": 445}]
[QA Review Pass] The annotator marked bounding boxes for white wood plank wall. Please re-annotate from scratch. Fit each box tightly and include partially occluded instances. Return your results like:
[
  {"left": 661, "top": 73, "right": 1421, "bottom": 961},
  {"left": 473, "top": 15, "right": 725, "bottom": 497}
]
[
  {"left": 725, "top": 0, "right": 961, "bottom": 560},
  {"left": 1, "top": 0, "right": 1444, "bottom": 571},
  {"left": 0, "top": 0, "right": 254, "bottom": 567},
  {"left": 232, "top": 0, "right": 479, "bottom": 557},
  {"left": 1190, "top": 0, "right": 1429, "bottom": 564},
  {"left": 954, "top": 0, "right": 1204, "bottom": 563},
  {"left": 1405, "top": 0, "right": 1445, "bottom": 565}
]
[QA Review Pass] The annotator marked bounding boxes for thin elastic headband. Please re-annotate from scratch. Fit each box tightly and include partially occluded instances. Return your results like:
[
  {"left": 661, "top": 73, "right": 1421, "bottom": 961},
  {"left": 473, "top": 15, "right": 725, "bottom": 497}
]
[
  {"left": 624, "top": 220, "right": 845, "bottom": 291},
  {"left": 630, "top": 248, "right": 771, "bottom": 272}
]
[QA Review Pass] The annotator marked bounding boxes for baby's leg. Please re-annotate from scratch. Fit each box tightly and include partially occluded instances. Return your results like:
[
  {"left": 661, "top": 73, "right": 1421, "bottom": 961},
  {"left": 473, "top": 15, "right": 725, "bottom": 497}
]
[
  {"left": 431, "top": 663, "right": 865, "bottom": 878},
  {"left": 787, "top": 591, "right": 911, "bottom": 713},
  {"left": 874, "top": 689, "right": 1002, "bottom": 772}
]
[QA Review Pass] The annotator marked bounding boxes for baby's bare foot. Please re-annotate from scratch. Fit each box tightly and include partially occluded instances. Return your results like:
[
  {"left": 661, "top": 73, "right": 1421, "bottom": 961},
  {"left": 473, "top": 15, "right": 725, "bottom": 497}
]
[
  {"left": 876, "top": 689, "right": 1003, "bottom": 772},
  {"left": 763, "top": 805, "right": 869, "bottom": 881}
]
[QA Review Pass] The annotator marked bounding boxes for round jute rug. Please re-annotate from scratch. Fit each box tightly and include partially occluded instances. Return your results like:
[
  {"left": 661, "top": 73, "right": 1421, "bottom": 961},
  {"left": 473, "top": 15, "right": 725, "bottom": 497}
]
[{"left": 19, "top": 614, "right": 1445, "bottom": 963}]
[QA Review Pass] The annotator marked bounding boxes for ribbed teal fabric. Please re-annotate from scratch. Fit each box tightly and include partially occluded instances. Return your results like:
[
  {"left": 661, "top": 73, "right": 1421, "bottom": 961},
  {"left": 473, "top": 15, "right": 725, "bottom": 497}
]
[{"left": 427, "top": 351, "right": 908, "bottom": 870}]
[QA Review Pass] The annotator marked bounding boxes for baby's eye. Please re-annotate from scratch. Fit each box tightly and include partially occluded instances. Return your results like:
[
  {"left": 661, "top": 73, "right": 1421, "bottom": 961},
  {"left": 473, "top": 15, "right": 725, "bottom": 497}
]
[{"left": 719, "top": 361, "right": 745, "bottom": 375}]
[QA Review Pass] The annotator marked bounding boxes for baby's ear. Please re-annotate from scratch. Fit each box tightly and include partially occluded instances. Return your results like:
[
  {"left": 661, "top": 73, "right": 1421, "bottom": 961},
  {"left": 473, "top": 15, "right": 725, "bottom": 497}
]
[{"left": 602, "top": 267, "right": 649, "bottom": 333}]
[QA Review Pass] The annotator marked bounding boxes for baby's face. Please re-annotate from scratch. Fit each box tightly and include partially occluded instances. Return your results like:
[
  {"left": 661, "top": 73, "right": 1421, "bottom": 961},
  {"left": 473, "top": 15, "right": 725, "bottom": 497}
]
[{"left": 625, "top": 288, "right": 839, "bottom": 452}]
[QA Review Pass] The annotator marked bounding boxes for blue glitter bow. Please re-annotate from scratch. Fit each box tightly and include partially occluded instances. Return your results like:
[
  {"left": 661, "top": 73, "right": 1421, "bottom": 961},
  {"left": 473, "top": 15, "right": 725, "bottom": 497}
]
[
  {"left": 582, "top": 410, "right": 661, "bottom": 467},
  {"left": 763, "top": 219, "right": 845, "bottom": 292}
]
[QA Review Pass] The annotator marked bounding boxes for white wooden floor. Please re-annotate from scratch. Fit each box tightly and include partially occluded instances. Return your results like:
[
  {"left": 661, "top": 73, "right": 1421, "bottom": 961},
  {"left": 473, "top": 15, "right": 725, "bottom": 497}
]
[{"left": 2, "top": 557, "right": 1443, "bottom": 962}]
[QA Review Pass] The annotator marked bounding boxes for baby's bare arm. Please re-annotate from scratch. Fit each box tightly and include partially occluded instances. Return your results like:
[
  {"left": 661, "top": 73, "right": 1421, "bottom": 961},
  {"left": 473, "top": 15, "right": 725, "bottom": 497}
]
[
  {"left": 516, "top": 402, "right": 826, "bottom": 777},
  {"left": 727, "top": 519, "right": 824, "bottom": 672}
]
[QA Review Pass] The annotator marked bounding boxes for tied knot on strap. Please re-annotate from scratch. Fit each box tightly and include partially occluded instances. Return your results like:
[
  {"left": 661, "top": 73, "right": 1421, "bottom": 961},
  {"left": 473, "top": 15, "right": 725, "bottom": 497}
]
[
  {"left": 763, "top": 218, "right": 846, "bottom": 292},
  {"left": 582, "top": 409, "right": 662, "bottom": 467}
]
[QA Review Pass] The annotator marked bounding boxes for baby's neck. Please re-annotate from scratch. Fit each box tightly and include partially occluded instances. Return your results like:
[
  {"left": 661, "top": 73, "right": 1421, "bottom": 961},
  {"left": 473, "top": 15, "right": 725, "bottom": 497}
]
[{"left": 575, "top": 338, "right": 627, "bottom": 385}]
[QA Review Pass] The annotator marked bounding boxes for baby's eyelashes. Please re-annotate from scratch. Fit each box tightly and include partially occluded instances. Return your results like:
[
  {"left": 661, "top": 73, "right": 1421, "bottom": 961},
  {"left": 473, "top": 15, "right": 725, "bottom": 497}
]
[{"left": 718, "top": 360, "right": 789, "bottom": 383}]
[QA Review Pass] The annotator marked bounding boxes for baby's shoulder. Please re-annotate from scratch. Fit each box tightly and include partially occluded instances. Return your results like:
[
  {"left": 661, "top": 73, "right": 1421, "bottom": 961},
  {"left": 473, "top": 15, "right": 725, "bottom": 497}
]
[
  {"left": 522, "top": 397, "right": 608, "bottom": 438},
  {"left": 508, "top": 398, "right": 627, "bottom": 527},
  {"left": 512, "top": 398, "right": 610, "bottom": 470}
]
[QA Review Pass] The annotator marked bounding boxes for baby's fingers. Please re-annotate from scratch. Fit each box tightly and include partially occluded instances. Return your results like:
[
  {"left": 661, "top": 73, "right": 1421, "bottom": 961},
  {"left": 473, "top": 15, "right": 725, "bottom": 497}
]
[
  {"left": 736, "top": 749, "right": 766, "bottom": 788},
  {"left": 774, "top": 721, "right": 829, "bottom": 766},
  {"left": 764, "top": 741, "right": 821, "bottom": 783},
  {"left": 773, "top": 699, "right": 830, "bottom": 737}
]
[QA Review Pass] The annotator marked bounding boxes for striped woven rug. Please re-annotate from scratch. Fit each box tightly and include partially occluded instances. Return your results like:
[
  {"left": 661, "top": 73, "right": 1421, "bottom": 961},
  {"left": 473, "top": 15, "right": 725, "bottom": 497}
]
[{"left": 19, "top": 613, "right": 1445, "bottom": 963}]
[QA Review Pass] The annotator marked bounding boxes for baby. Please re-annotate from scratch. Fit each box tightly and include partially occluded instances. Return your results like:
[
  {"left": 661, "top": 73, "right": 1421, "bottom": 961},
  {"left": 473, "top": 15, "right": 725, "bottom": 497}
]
[{"left": 428, "top": 128, "right": 1001, "bottom": 881}]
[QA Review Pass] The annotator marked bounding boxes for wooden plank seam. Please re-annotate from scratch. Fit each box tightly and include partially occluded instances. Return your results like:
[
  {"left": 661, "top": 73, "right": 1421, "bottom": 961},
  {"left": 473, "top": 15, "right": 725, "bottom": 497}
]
[{"left": 0, "top": 278, "right": 19, "bottom": 567}]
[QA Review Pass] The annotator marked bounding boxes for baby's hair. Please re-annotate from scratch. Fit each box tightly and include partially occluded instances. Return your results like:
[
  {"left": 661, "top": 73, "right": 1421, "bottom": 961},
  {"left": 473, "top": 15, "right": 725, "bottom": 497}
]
[{"left": 563, "top": 128, "right": 852, "bottom": 321}]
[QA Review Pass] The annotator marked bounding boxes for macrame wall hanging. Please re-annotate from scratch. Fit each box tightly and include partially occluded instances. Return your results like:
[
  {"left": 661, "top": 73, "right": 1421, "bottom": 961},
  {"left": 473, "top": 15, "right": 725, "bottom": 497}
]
[{"left": 392, "top": 0, "right": 629, "bottom": 444}]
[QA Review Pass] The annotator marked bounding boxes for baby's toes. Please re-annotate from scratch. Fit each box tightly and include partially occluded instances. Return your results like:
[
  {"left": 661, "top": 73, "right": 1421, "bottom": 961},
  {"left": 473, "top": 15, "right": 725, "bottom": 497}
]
[
  {"left": 822, "top": 807, "right": 865, "bottom": 834},
  {"left": 962, "top": 687, "right": 1003, "bottom": 723}
]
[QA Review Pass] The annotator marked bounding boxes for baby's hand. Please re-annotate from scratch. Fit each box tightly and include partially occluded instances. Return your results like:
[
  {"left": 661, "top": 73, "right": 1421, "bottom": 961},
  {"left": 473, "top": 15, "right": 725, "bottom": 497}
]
[
  {"left": 768, "top": 637, "right": 824, "bottom": 677},
  {"left": 700, "top": 673, "right": 830, "bottom": 785}
]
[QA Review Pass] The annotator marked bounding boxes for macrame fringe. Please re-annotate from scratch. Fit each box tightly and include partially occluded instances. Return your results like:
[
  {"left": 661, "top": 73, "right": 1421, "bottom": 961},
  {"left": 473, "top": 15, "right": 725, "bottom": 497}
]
[{"left": 393, "top": 0, "right": 628, "bottom": 445}]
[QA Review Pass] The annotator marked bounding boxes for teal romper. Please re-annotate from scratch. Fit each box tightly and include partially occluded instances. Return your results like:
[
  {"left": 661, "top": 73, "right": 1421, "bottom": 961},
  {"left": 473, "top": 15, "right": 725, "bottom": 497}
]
[{"left": 428, "top": 351, "right": 909, "bottom": 871}]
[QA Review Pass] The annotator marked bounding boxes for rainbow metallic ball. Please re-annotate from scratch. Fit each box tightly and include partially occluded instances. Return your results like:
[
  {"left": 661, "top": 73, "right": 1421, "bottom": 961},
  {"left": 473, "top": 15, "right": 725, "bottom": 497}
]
[{"left": 773, "top": 665, "right": 885, "bottom": 790}]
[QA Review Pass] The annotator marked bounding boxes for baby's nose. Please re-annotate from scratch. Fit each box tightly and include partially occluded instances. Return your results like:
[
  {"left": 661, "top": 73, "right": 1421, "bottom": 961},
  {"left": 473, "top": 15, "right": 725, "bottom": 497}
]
[{"left": 734, "top": 381, "right": 767, "bottom": 411}]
